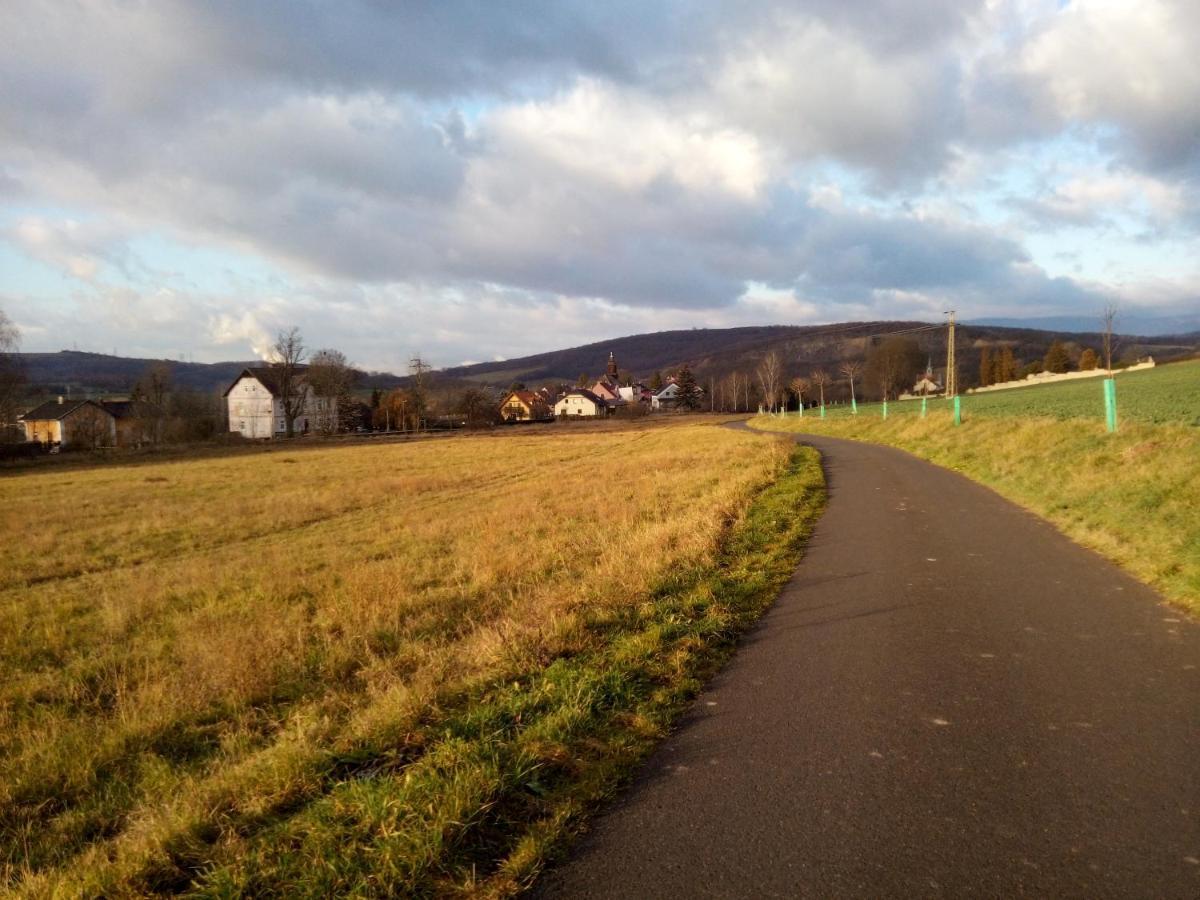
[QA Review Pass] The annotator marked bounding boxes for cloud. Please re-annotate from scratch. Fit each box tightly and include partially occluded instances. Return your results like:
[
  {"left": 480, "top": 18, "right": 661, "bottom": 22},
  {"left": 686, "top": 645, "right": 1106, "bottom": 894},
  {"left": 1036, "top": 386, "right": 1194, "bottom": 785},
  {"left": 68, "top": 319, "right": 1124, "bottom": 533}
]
[{"left": 1, "top": 0, "right": 1198, "bottom": 369}]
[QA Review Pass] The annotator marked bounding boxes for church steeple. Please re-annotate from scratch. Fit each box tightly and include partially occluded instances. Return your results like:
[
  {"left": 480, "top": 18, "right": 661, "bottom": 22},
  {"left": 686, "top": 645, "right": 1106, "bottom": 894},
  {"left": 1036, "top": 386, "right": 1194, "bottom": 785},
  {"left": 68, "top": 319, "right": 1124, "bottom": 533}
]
[{"left": 607, "top": 351, "right": 619, "bottom": 379}]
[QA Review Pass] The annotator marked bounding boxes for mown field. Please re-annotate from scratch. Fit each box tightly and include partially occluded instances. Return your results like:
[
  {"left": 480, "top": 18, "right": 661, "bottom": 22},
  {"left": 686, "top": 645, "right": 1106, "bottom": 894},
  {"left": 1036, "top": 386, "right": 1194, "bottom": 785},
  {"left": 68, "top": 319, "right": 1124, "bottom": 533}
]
[
  {"left": 751, "top": 367, "right": 1200, "bottom": 614},
  {"left": 823, "top": 358, "right": 1200, "bottom": 426},
  {"left": 0, "top": 421, "right": 823, "bottom": 896}
]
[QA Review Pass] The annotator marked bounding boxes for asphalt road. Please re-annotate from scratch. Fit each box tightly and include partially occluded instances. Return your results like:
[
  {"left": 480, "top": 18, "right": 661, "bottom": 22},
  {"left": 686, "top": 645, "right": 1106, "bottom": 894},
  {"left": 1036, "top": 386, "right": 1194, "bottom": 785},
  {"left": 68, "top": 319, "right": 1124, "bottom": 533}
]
[{"left": 537, "top": 431, "right": 1200, "bottom": 898}]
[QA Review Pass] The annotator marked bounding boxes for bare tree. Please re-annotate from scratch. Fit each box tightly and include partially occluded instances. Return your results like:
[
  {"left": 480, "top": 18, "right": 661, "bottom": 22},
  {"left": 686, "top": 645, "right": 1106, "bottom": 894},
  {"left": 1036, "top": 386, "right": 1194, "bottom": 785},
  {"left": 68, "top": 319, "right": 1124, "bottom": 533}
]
[
  {"left": 70, "top": 404, "right": 113, "bottom": 450},
  {"left": 0, "top": 309, "right": 25, "bottom": 441},
  {"left": 457, "top": 387, "right": 494, "bottom": 428},
  {"left": 131, "top": 361, "right": 173, "bottom": 444},
  {"left": 865, "top": 337, "right": 922, "bottom": 401},
  {"left": 756, "top": 352, "right": 783, "bottom": 412},
  {"left": 810, "top": 369, "right": 830, "bottom": 408},
  {"left": 789, "top": 376, "right": 810, "bottom": 414},
  {"left": 271, "top": 327, "right": 309, "bottom": 437},
  {"left": 839, "top": 359, "right": 863, "bottom": 409},
  {"left": 136, "top": 361, "right": 173, "bottom": 408},
  {"left": 719, "top": 373, "right": 736, "bottom": 412},
  {"left": 307, "top": 348, "right": 357, "bottom": 434},
  {"left": 1101, "top": 302, "right": 1119, "bottom": 373}
]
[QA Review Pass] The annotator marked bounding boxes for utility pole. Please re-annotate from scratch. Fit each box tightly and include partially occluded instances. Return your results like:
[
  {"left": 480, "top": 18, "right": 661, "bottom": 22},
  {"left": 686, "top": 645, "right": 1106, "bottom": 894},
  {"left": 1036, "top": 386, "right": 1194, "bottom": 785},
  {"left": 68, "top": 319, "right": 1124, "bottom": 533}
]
[{"left": 944, "top": 310, "right": 957, "bottom": 398}]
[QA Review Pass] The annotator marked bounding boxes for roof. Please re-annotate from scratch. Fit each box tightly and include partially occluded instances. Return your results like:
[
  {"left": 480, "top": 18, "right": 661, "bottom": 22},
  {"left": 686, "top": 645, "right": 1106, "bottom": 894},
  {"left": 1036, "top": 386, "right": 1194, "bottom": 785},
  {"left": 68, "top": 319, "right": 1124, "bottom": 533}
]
[
  {"left": 21, "top": 399, "right": 106, "bottom": 421},
  {"left": 557, "top": 389, "right": 607, "bottom": 406},
  {"left": 503, "top": 390, "right": 549, "bottom": 408},
  {"left": 99, "top": 400, "right": 162, "bottom": 419},
  {"left": 222, "top": 365, "right": 309, "bottom": 397}
]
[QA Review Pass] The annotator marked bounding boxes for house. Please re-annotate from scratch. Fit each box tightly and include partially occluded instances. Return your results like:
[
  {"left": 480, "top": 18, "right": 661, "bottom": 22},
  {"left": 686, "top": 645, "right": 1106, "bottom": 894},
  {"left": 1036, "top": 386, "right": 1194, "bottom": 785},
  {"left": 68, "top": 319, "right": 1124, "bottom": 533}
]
[
  {"left": 21, "top": 397, "right": 159, "bottom": 449},
  {"left": 911, "top": 359, "right": 942, "bottom": 396},
  {"left": 651, "top": 382, "right": 681, "bottom": 410},
  {"left": 617, "top": 383, "right": 651, "bottom": 404},
  {"left": 223, "top": 366, "right": 335, "bottom": 438},
  {"left": 500, "top": 390, "right": 553, "bottom": 422},
  {"left": 554, "top": 389, "right": 609, "bottom": 417},
  {"left": 590, "top": 379, "right": 623, "bottom": 405},
  {"left": 22, "top": 398, "right": 114, "bottom": 448},
  {"left": 590, "top": 351, "right": 626, "bottom": 406}
]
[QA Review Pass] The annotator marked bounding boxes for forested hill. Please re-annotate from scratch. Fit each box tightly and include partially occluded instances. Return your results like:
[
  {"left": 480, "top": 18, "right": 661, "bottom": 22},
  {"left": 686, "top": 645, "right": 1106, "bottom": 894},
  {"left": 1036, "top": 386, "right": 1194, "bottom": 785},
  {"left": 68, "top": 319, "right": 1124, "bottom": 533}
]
[
  {"left": 13, "top": 322, "right": 1198, "bottom": 397},
  {"left": 15, "top": 352, "right": 258, "bottom": 395},
  {"left": 440, "top": 322, "right": 1200, "bottom": 387}
]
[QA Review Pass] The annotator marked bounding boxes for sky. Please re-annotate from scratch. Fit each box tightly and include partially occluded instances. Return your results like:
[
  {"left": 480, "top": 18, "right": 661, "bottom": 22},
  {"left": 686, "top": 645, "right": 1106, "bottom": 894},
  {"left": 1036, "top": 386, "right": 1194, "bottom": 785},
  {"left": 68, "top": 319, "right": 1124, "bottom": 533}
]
[{"left": 1, "top": 0, "right": 1198, "bottom": 370}]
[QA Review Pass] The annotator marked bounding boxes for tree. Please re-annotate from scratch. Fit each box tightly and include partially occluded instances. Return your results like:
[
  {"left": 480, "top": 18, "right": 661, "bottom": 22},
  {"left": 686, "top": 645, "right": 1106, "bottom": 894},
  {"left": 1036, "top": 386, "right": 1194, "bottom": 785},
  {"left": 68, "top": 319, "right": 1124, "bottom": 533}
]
[
  {"left": 271, "top": 327, "right": 309, "bottom": 437},
  {"left": 675, "top": 365, "right": 702, "bottom": 410},
  {"left": 810, "top": 369, "right": 830, "bottom": 408},
  {"left": 508, "top": 381, "right": 526, "bottom": 393},
  {"left": 756, "top": 351, "right": 783, "bottom": 412},
  {"left": 457, "top": 388, "right": 494, "bottom": 428},
  {"left": 979, "top": 346, "right": 993, "bottom": 387},
  {"left": 375, "top": 388, "right": 416, "bottom": 432},
  {"left": 307, "top": 349, "right": 357, "bottom": 434},
  {"left": 865, "top": 337, "right": 922, "bottom": 400},
  {"left": 789, "top": 376, "right": 810, "bottom": 412},
  {"left": 0, "top": 309, "right": 26, "bottom": 442},
  {"left": 1079, "top": 348, "right": 1098, "bottom": 371},
  {"left": 577, "top": 372, "right": 590, "bottom": 388},
  {"left": 1043, "top": 340, "right": 1070, "bottom": 374},
  {"left": 650, "top": 370, "right": 663, "bottom": 391},
  {"left": 1101, "top": 303, "right": 1118, "bottom": 373},
  {"left": 129, "top": 360, "right": 174, "bottom": 445},
  {"left": 996, "top": 346, "right": 1016, "bottom": 383},
  {"left": 71, "top": 404, "right": 112, "bottom": 450},
  {"left": 838, "top": 359, "right": 863, "bottom": 409}
]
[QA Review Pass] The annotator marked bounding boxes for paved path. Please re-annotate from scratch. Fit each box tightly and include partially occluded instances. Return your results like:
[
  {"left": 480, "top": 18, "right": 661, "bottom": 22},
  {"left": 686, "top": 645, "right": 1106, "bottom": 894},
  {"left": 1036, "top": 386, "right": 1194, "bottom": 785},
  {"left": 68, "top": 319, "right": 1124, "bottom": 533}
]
[{"left": 538, "top": 432, "right": 1200, "bottom": 898}]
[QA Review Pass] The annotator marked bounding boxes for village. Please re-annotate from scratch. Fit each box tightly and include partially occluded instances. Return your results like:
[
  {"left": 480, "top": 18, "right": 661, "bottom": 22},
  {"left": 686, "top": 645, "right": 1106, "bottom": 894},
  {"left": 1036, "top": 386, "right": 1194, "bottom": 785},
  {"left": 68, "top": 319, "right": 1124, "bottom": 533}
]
[{"left": 17, "top": 333, "right": 1147, "bottom": 449}]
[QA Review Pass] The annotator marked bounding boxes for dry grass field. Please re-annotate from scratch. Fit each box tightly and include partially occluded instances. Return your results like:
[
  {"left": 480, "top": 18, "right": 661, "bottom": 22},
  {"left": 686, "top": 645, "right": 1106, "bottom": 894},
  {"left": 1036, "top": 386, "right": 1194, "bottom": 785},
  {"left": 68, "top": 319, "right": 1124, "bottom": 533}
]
[{"left": 0, "top": 420, "right": 823, "bottom": 895}]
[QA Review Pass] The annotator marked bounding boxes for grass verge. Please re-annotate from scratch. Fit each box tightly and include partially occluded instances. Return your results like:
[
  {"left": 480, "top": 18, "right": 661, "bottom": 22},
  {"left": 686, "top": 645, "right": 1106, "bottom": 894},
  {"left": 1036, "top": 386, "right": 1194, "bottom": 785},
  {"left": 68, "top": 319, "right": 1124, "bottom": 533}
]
[{"left": 749, "top": 412, "right": 1199, "bottom": 616}]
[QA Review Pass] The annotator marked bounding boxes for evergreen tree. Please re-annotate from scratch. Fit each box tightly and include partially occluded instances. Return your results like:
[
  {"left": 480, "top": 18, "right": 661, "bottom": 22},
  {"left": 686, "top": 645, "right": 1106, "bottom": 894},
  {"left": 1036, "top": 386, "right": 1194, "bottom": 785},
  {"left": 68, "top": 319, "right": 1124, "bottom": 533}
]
[
  {"left": 979, "top": 347, "right": 992, "bottom": 387},
  {"left": 1043, "top": 340, "right": 1070, "bottom": 374},
  {"left": 675, "top": 365, "right": 702, "bottom": 410},
  {"left": 576, "top": 372, "right": 590, "bottom": 388},
  {"left": 650, "top": 370, "right": 664, "bottom": 391},
  {"left": 1079, "top": 348, "right": 1098, "bottom": 371}
]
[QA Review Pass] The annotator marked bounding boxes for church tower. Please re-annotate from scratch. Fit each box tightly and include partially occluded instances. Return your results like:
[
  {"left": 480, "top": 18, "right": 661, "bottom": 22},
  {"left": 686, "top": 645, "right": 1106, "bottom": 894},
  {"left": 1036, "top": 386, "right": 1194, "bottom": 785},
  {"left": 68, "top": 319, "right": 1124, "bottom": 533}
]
[{"left": 606, "top": 351, "right": 619, "bottom": 379}]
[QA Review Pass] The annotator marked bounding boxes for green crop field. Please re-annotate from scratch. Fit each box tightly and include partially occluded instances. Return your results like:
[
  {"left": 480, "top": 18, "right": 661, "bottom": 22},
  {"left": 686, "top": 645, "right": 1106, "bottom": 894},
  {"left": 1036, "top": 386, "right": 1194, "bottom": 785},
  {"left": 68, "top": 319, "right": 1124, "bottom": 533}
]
[{"left": 807, "top": 359, "right": 1200, "bottom": 426}]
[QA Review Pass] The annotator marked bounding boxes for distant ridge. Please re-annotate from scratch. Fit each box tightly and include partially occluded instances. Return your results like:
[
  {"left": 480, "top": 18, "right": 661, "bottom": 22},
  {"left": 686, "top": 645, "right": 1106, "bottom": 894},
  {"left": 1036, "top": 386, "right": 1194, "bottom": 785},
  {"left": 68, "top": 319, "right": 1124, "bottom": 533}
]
[
  {"left": 969, "top": 313, "right": 1200, "bottom": 337},
  {"left": 14, "top": 321, "right": 1198, "bottom": 396},
  {"left": 440, "top": 321, "right": 1198, "bottom": 387}
]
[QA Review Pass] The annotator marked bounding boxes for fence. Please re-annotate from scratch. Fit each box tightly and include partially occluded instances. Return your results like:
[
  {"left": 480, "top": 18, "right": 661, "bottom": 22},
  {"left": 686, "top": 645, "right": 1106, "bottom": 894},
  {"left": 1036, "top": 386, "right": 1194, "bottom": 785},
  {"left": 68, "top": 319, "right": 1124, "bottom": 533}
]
[{"left": 770, "top": 359, "right": 1200, "bottom": 430}]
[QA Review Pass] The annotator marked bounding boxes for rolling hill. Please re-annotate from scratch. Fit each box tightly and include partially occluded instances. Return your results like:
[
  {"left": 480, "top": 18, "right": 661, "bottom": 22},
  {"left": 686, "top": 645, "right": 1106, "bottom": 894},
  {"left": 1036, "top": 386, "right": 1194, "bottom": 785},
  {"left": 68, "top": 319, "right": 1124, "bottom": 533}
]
[{"left": 13, "top": 323, "right": 1199, "bottom": 400}]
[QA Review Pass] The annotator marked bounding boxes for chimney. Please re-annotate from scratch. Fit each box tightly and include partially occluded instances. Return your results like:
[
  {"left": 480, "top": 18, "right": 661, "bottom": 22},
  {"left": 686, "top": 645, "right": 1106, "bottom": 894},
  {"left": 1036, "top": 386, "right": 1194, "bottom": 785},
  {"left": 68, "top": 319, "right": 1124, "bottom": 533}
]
[{"left": 58, "top": 395, "right": 64, "bottom": 405}]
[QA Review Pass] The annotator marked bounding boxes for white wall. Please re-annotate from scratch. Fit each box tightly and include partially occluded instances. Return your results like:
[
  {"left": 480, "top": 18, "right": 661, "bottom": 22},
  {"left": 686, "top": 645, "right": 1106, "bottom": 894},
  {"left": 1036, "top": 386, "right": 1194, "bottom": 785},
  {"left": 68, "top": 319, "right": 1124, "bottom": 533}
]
[
  {"left": 227, "top": 377, "right": 279, "bottom": 438},
  {"left": 554, "top": 395, "right": 602, "bottom": 416}
]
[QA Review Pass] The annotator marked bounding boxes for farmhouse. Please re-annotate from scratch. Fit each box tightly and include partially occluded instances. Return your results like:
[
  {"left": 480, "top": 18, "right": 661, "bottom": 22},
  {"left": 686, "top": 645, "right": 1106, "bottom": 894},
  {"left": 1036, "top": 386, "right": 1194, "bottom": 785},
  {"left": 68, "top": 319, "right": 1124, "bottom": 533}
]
[
  {"left": 651, "top": 382, "right": 681, "bottom": 409},
  {"left": 499, "top": 390, "right": 553, "bottom": 422},
  {"left": 223, "top": 366, "right": 335, "bottom": 439},
  {"left": 21, "top": 397, "right": 159, "bottom": 449},
  {"left": 554, "top": 389, "right": 609, "bottom": 417}
]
